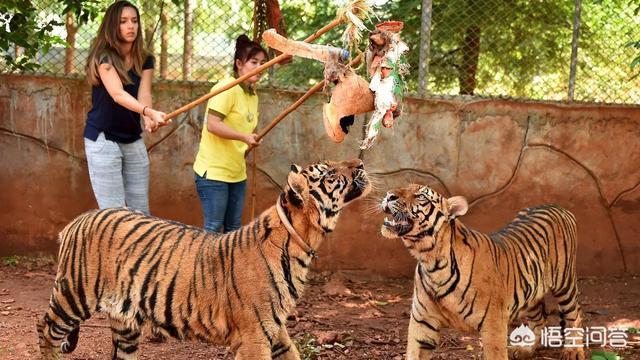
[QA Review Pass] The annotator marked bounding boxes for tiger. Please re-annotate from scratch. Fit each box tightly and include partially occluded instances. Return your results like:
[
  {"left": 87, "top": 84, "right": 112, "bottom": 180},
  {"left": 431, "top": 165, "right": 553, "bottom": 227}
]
[
  {"left": 37, "top": 158, "right": 371, "bottom": 360},
  {"left": 379, "top": 184, "right": 584, "bottom": 360}
]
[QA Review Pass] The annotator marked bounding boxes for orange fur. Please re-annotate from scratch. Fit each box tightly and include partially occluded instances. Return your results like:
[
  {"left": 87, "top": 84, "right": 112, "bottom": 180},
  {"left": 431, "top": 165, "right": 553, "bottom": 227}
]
[
  {"left": 37, "top": 159, "right": 370, "bottom": 360},
  {"left": 380, "top": 184, "right": 584, "bottom": 360}
]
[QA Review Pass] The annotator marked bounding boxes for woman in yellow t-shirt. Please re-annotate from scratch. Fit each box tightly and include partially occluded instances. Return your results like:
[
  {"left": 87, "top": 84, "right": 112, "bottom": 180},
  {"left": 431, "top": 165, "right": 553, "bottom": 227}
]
[{"left": 193, "top": 35, "right": 267, "bottom": 233}]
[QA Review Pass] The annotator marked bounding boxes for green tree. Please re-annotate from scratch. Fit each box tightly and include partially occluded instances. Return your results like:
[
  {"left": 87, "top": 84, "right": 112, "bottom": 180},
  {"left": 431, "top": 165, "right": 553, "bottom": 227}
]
[
  {"left": 1, "top": 0, "right": 63, "bottom": 71},
  {"left": 1, "top": 0, "right": 101, "bottom": 72},
  {"left": 384, "top": 0, "right": 637, "bottom": 102},
  {"left": 274, "top": 0, "right": 345, "bottom": 88},
  {"left": 626, "top": 3, "right": 640, "bottom": 79},
  {"left": 384, "top": 0, "right": 575, "bottom": 96}
]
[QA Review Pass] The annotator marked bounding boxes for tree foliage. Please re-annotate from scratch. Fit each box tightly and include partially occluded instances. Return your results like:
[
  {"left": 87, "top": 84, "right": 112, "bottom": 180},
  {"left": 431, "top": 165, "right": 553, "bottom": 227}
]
[
  {"left": 273, "top": 0, "right": 342, "bottom": 88},
  {"left": 1, "top": 0, "right": 62, "bottom": 71},
  {"left": 381, "top": 0, "right": 576, "bottom": 96},
  {"left": 271, "top": 0, "right": 637, "bottom": 100},
  {"left": 628, "top": 3, "right": 640, "bottom": 79},
  {"left": 0, "top": 0, "right": 103, "bottom": 72},
  {"left": 4, "top": 0, "right": 637, "bottom": 102}
]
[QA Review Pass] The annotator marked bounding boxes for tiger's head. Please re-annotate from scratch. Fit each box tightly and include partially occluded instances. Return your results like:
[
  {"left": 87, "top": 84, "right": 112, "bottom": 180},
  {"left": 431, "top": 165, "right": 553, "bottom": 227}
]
[
  {"left": 282, "top": 159, "right": 371, "bottom": 233},
  {"left": 379, "top": 184, "right": 468, "bottom": 241}
]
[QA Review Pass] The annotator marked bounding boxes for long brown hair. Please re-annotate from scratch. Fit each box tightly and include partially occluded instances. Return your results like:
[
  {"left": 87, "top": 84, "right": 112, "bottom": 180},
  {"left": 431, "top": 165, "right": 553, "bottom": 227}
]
[{"left": 85, "top": 1, "right": 148, "bottom": 86}]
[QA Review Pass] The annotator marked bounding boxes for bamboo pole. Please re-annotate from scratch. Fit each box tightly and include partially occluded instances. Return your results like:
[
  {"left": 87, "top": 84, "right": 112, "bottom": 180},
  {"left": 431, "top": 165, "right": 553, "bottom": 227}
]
[
  {"left": 250, "top": 148, "right": 257, "bottom": 218},
  {"left": 245, "top": 53, "right": 363, "bottom": 156},
  {"left": 164, "top": 18, "right": 344, "bottom": 121}
]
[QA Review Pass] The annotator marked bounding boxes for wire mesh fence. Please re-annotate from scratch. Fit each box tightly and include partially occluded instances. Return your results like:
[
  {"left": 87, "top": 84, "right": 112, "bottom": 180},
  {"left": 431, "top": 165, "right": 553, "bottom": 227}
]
[
  {"left": 1, "top": 0, "right": 639, "bottom": 105},
  {"left": 2, "top": 0, "right": 255, "bottom": 82}
]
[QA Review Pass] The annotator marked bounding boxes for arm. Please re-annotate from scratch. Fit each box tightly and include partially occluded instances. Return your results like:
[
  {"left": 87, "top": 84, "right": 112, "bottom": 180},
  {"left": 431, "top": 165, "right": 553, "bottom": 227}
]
[
  {"left": 137, "top": 67, "right": 156, "bottom": 131},
  {"left": 206, "top": 112, "right": 260, "bottom": 146},
  {"left": 97, "top": 63, "right": 166, "bottom": 132}
]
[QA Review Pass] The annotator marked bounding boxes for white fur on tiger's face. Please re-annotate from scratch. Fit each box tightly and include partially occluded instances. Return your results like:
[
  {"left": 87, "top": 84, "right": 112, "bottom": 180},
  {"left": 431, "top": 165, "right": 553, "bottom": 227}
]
[
  {"left": 378, "top": 184, "right": 584, "bottom": 360},
  {"left": 36, "top": 158, "right": 371, "bottom": 360},
  {"left": 380, "top": 184, "right": 456, "bottom": 241},
  {"left": 289, "top": 159, "right": 371, "bottom": 233}
]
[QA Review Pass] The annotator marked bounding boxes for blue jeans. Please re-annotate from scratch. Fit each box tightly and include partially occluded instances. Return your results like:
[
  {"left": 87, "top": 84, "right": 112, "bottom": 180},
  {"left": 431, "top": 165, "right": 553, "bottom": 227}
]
[{"left": 195, "top": 173, "right": 246, "bottom": 233}]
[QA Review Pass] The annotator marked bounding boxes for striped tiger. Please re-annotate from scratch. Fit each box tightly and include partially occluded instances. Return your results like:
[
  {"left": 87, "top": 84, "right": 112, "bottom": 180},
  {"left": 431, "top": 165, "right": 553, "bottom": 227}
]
[
  {"left": 37, "top": 158, "right": 370, "bottom": 360},
  {"left": 380, "top": 184, "right": 584, "bottom": 360}
]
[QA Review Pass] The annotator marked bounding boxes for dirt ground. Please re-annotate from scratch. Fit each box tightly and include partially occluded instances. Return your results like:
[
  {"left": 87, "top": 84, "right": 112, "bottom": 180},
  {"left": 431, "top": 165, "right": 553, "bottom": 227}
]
[{"left": 0, "top": 258, "right": 638, "bottom": 360}]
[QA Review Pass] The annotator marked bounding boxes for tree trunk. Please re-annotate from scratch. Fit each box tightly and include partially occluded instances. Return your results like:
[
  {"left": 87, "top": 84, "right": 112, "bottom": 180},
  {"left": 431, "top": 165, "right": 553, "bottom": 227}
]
[
  {"left": 458, "top": 24, "right": 481, "bottom": 95},
  {"left": 142, "top": 0, "right": 156, "bottom": 49},
  {"left": 182, "top": 0, "right": 193, "bottom": 80},
  {"left": 160, "top": 10, "right": 169, "bottom": 79},
  {"left": 64, "top": 12, "right": 79, "bottom": 74},
  {"left": 145, "top": 25, "right": 155, "bottom": 50}
]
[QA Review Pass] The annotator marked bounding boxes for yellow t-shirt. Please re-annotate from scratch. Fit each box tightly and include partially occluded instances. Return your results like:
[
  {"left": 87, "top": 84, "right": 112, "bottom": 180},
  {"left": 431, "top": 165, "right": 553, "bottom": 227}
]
[{"left": 193, "top": 78, "right": 259, "bottom": 182}]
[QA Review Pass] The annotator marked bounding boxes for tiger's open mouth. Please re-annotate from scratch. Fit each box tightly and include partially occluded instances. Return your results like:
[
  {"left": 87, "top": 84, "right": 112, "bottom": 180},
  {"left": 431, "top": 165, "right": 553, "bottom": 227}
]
[{"left": 381, "top": 205, "right": 412, "bottom": 236}]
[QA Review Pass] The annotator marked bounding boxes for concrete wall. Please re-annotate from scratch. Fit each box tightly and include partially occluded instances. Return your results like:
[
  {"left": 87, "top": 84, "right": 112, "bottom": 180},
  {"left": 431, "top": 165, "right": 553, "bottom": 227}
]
[{"left": 1, "top": 74, "right": 639, "bottom": 276}]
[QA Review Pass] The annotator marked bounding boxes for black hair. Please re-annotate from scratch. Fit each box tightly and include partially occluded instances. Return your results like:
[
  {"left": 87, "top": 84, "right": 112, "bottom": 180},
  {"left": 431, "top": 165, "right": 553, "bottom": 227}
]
[{"left": 233, "top": 34, "right": 267, "bottom": 75}]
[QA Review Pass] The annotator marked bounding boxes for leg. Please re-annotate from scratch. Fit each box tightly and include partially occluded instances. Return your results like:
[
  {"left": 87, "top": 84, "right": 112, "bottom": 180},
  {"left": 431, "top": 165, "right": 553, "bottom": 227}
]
[
  {"left": 271, "top": 327, "right": 300, "bottom": 360},
  {"left": 84, "top": 133, "right": 126, "bottom": 209},
  {"left": 147, "top": 325, "right": 166, "bottom": 343},
  {"left": 554, "top": 281, "right": 585, "bottom": 360},
  {"left": 195, "top": 173, "right": 228, "bottom": 233},
  {"left": 406, "top": 314, "right": 440, "bottom": 360},
  {"left": 110, "top": 316, "right": 141, "bottom": 360},
  {"left": 121, "top": 138, "right": 150, "bottom": 215},
  {"left": 406, "top": 278, "right": 444, "bottom": 360},
  {"left": 509, "top": 300, "right": 547, "bottom": 359},
  {"left": 480, "top": 311, "right": 509, "bottom": 360},
  {"left": 233, "top": 333, "right": 272, "bottom": 360},
  {"left": 224, "top": 180, "right": 247, "bottom": 233}
]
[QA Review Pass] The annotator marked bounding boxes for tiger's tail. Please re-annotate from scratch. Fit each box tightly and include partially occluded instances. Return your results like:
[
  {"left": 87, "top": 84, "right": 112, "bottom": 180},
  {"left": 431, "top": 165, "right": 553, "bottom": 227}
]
[
  {"left": 36, "top": 284, "right": 83, "bottom": 359},
  {"left": 61, "top": 327, "right": 80, "bottom": 353},
  {"left": 38, "top": 210, "right": 98, "bottom": 359}
]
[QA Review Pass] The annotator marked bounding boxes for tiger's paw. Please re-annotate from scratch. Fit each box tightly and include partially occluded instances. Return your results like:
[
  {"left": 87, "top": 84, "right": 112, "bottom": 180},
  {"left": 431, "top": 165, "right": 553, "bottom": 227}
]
[
  {"left": 560, "top": 347, "right": 585, "bottom": 360},
  {"left": 39, "top": 347, "right": 63, "bottom": 360},
  {"left": 508, "top": 345, "right": 536, "bottom": 359}
]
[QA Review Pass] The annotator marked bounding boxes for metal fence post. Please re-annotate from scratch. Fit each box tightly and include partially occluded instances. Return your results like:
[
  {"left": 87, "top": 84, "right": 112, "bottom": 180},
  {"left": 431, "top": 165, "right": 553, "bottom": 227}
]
[
  {"left": 568, "top": 0, "right": 582, "bottom": 101},
  {"left": 418, "top": 0, "right": 433, "bottom": 98}
]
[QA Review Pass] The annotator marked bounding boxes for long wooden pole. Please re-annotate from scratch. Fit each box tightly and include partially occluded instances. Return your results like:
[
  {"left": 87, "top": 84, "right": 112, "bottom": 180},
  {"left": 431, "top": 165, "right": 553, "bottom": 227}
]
[
  {"left": 164, "top": 18, "right": 343, "bottom": 121},
  {"left": 250, "top": 148, "right": 257, "bottom": 218},
  {"left": 245, "top": 53, "right": 363, "bottom": 156}
]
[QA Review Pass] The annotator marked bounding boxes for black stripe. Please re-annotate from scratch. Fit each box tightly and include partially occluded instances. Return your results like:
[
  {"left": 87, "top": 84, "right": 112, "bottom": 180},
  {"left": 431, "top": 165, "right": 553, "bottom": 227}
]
[
  {"left": 477, "top": 300, "right": 491, "bottom": 330},
  {"left": 416, "top": 339, "right": 436, "bottom": 350},
  {"left": 58, "top": 278, "right": 85, "bottom": 321},
  {"left": 253, "top": 306, "right": 273, "bottom": 345},
  {"left": 280, "top": 235, "right": 299, "bottom": 300},
  {"left": 162, "top": 273, "right": 180, "bottom": 338},
  {"left": 258, "top": 247, "right": 285, "bottom": 310},
  {"left": 411, "top": 312, "right": 437, "bottom": 332}
]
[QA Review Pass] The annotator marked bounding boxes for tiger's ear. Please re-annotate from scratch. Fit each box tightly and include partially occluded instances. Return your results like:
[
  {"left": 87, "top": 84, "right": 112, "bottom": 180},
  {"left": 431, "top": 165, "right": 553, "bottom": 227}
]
[
  {"left": 446, "top": 196, "right": 468, "bottom": 220},
  {"left": 286, "top": 168, "right": 308, "bottom": 207},
  {"left": 291, "top": 164, "right": 302, "bottom": 173}
]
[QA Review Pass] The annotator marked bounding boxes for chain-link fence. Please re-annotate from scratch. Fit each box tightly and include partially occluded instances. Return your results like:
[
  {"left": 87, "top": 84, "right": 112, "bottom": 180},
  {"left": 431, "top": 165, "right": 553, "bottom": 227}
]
[
  {"left": 2, "top": 0, "right": 255, "bottom": 82},
  {"left": 2, "top": 0, "right": 639, "bottom": 105},
  {"left": 404, "top": 0, "right": 640, "bottom": 104}
]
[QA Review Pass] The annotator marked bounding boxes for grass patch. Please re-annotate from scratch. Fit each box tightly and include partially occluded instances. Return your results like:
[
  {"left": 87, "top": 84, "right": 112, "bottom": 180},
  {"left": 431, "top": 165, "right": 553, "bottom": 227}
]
[
  {"left": 591, "top": 351, "right": 621, "bottom": 360},
  {"left": 2, "top": 256, "right": 18, "bottom": 267},
  {"left": 1, "top": 254, "right": 55, "bottom": 270},
  {"left": 295, "top": 333, "right": 322, "bottom": 360}
]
